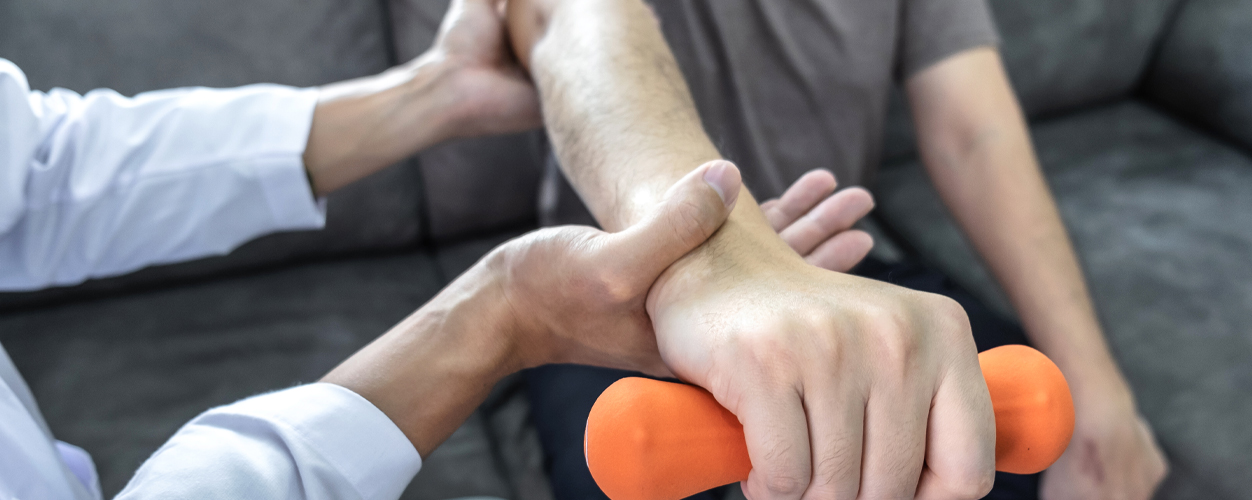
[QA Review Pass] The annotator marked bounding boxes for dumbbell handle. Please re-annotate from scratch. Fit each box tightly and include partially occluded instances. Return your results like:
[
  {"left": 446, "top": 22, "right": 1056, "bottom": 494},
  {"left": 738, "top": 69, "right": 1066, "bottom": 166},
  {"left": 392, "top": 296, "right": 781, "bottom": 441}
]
[{"left": 584, "top": 345, "right": 1074, "bottom": 500}]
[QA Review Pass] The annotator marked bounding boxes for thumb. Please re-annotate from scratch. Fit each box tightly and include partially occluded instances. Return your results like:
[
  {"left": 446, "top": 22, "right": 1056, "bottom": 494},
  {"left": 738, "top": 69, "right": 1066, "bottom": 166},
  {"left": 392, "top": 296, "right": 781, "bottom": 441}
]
[{"left": 601, "top": 160, "right": 742, "bottom": 284}]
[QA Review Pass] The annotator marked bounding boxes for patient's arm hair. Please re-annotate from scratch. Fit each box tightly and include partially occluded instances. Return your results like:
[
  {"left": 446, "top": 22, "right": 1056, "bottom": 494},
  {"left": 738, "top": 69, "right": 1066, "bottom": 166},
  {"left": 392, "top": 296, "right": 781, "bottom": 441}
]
[{"left": 507, "top": 0, "right": 763, "bottom": 231}]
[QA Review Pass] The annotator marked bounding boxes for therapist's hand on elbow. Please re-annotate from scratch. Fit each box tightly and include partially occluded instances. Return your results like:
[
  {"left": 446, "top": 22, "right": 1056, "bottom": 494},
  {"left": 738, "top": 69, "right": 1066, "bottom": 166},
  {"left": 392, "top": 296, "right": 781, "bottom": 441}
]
[
  {"left": 303, "top": 0, "right": 540, "bottom": 195},
  {"left": 498, "top": 160, "right": 742, "bottom": 375}
]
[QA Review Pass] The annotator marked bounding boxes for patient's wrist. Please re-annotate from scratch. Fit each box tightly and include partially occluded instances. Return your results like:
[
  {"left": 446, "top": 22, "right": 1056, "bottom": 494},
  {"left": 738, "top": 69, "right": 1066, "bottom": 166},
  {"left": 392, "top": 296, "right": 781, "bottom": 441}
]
[{"left": 647, "top": 196, "right": 802, "bottom": 315}]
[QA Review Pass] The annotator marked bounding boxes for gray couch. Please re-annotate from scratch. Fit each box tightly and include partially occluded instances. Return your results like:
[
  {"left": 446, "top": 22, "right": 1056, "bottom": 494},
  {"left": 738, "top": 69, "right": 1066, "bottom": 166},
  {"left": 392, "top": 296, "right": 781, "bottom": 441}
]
[{"left": 0, "top": 0, "right": 1247, "bottom": 499}]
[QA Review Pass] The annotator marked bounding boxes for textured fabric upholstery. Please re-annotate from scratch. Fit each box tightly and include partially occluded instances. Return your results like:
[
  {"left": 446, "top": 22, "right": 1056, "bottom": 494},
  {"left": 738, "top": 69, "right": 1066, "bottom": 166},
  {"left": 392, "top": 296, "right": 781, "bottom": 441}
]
[
  {"left": 1144, "top": 0, "right": 1252, "bottom": 153},
  {"left": 875, "top": 102, "right": 1252, "bottom": 500},
  {"left": 989, "top": 0, "right": 1180, "bottom": 116},
  {"left": 0, "top": 0, "right": 424, "bottom": 306},
  {"left": 880, "top": 0, "right": 1183, "bottom": 165}
]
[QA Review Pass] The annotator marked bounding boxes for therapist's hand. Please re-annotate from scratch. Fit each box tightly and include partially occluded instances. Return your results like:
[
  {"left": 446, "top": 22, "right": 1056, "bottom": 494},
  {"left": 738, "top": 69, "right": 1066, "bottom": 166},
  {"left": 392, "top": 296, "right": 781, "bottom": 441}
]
[
  {"left": 497, "top": 160, "right": 740, "bottom": 375},
  {"left": 323, "top": 161, "right": 740, "bottom": 455},
  {"left": 429, "top": 0, "right": 542, "bottom": 138},
  {"left": 1041, "top": 378, "right": 1167, "bottom": 500},
  {"left": 303, "top": 0, "right": 538, "bottom": 195}
]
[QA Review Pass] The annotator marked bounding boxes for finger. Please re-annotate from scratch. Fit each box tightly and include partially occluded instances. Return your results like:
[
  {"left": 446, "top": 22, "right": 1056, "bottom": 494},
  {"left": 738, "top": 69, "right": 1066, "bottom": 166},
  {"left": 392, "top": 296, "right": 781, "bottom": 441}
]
[
  {"left": 804, "top": 230, "right": 874, "bottom": 273},
  {"left": 737, "top": 385, "right": 813, "bottom": 500},
  {"left": 601, "top": 160, "right": 741, "bottom": 284},
  {"left": 778, "top": 187, "right": 875, "bottom": 256},
  {"left": 799, "top": 377, "right": 866, "bottom": 500},
  {"left": 763, "top": 170, "right": 838, "bottom": 231},
  {"left": 1039, "top": 444, "right": 1098, "bottom": 500},
  {"left": 1137, "top": 419, "right": 1169, "bottom": 498},
  {"left": 760, "top": 199, "right": 780, "bottom": 213},
  {"left": 1120, "top": 418, "right": 1165, "bottom": 500},
  {"left": 858, "top": 374, "right": 929, "bottom": 498},
  {"left": 914, "top": 362, "right": 996, "bottom": 500}
]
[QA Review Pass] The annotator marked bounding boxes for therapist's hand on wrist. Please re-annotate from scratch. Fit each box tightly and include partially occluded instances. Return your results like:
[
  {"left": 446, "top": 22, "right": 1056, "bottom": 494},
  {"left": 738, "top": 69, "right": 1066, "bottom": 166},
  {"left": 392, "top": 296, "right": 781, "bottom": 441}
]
[
  {"left": 303, "top": 0, "right": 539, "bottom": 195},
  {"left": 496, "top": 160, "right": 740, "bottom": 375},
  {"left": 322, "top": 161, "right": 741, "bottom": 456}
]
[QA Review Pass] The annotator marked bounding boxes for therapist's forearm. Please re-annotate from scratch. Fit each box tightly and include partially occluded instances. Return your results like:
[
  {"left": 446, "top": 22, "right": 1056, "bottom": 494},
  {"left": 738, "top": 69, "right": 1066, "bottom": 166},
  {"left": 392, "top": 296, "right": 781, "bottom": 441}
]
[
  {"left": 321, "top": 260, "right": 521, "bottom": 456},
  {"left": 302, "top": 55, "right": 464, "bottom": 196}
]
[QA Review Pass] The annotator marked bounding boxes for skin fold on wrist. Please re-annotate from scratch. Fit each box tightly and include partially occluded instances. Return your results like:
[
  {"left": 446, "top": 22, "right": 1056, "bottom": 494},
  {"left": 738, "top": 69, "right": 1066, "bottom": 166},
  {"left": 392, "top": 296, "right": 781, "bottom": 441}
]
[{"left": 646, "top": 196, "right": 804, "bottom": 314}]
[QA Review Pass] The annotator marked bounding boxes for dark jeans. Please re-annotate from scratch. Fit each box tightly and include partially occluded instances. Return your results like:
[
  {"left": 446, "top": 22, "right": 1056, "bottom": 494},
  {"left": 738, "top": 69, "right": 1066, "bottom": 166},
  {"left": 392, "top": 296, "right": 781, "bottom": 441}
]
[{"left": 526, "top": 258, "right": 1041, "bottom": 500}]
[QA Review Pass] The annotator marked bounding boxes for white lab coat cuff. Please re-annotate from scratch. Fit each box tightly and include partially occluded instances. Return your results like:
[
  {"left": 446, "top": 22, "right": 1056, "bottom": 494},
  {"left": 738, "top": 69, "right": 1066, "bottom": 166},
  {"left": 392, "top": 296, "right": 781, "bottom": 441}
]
[
  {"left": 255, "top": 87, "right": 326, "bottom": 230},
  {"left": 220, "top": 383, "right": 422, "bottom": 500}
]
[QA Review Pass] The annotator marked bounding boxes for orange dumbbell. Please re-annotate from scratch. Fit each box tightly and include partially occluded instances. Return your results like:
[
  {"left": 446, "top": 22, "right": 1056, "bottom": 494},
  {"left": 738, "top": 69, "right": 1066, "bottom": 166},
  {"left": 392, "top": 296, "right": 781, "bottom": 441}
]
[{"left": 584, "top": 345, "right": 1074, "bottom": 500}]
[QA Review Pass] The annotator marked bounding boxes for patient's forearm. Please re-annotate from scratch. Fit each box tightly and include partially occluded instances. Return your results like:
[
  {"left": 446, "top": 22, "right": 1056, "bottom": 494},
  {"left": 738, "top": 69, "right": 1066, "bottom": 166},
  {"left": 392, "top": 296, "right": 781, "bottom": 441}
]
[{"left": 508, "top": 0, "right": 779, "bottom": 244}]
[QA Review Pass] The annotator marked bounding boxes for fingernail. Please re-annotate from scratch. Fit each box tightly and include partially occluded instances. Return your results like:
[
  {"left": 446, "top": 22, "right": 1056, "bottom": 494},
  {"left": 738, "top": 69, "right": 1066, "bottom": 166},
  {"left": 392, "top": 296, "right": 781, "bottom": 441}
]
[{"left": 703, "top": 160, "right": 740, "bottom": 208}]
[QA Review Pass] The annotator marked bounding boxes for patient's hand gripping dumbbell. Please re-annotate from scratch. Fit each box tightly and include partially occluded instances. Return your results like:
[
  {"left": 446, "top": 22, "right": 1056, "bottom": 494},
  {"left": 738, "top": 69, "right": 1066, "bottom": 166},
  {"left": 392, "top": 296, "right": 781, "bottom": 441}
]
[{"left": 584, "top": 345, "right": 1075, "bottom": 500}]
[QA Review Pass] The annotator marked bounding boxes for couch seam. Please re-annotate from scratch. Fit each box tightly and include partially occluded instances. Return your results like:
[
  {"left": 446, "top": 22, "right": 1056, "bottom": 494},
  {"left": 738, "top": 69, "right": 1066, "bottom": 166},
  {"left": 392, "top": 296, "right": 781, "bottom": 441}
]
[{"left": 1132, "top": 0, "right": 1196, "bottom": 98}]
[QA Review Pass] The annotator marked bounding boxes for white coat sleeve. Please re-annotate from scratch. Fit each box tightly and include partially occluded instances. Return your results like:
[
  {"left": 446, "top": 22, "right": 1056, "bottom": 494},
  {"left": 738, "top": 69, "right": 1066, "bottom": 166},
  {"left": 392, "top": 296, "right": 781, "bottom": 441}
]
[
  {"left": 0, "top": 58, "right": 325, "bottom": 291},
  {"left": 115, "top": 383, "right": 422, "bottom": 500}
]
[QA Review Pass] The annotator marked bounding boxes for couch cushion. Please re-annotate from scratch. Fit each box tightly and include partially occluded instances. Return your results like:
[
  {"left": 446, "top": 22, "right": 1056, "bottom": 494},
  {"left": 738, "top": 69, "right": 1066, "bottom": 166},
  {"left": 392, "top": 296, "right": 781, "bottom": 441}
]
[
  {"left": 390, "top": 0, "right": 548, "bottom": 244},
  {"left": 874, "top": 100, "right": 1252, "bottom": 500},
  {"left": 0, "top": 0, "right": 424, "bottom": 305},
  {"left": 1144, "top": 0, "right": 1252, "bottom": 154}
]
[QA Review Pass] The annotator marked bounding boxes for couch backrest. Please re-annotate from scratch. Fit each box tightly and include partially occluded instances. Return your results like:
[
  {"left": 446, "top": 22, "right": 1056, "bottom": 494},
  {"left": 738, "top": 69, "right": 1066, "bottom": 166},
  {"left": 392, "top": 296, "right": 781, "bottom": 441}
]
[
  {"left": 0, "top": 0, "right": 420, "bottom": 309},
  {"left": 995, "top": 0, "right": 1180, "bottom": 117},
  {"left": 1143, "top": 0, "right": 1252, "bottom": 153},
  {"left": 882, "top": 0, "right": 1182, "bottom": 165}
]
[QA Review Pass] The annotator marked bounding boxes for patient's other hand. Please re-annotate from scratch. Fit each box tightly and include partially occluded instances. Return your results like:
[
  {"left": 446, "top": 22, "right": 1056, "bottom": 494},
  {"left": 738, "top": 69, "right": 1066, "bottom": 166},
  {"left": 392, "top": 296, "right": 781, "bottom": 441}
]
[
  {"left": 760, "top": 170, "right": 875, "bottom": 272},
  {"left": 1041, "top": 380, "right": 1167, "bottom": 500},
  {"left": 495, "top": 161, "right": 741, "bottom": 375}
]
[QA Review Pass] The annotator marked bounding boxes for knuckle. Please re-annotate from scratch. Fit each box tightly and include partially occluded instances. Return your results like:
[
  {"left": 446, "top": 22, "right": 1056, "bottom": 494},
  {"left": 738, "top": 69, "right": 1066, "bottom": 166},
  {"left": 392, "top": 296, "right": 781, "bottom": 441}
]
[
  {"left": 949, "top": 466, "right": 996, "bottom": 499},
  {"left": 1153, "top": 457, "right": 1170, "bottom": 481},
  {"left": 928, "top": 295, "right": 973, "bottom": 337},
  {"left": 588, "top": 266, "right": 640, "bottom": 305},
  {"left": 759, "top": 470, "right": 808, "bottom": 498},
  {"left": 735, "top": 331, "right": 799, "bottom": 377},
  {"left": 867, "top": 315, "right": 919, "bottom": 370}
]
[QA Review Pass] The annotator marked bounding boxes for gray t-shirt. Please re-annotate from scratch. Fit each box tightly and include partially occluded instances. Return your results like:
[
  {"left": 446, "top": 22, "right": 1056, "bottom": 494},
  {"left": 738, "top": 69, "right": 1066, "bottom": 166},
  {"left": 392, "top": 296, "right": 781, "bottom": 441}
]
[{"left": 541, "top": 0, "right": 999, "bottom": 226}]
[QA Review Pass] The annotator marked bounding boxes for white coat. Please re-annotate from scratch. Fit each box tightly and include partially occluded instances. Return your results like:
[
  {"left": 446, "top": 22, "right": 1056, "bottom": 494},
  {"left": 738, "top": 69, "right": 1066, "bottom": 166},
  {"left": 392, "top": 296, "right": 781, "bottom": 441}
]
[{"left": 0, "top": 59, "right": 422, "bottom": 500}]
